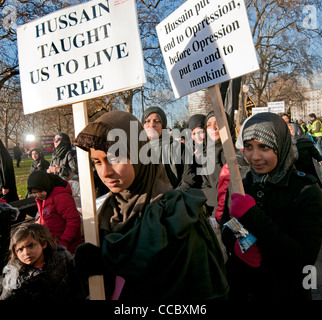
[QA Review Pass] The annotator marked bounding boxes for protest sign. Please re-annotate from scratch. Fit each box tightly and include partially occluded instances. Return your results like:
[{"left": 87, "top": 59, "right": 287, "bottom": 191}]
[
  {"left": 17, "top": 0, "right": 146, "bottom": 114},
  {"left": 267, "top": 101, "right": 285, "bottom": 113},
  {"left": 17, "top": 0, "right": 146, "bottom": 300},
  {"left": 156, "top": 0, "right": 259, "bottom": 98},
  {"left": 157, "top": 0, "right": 260, "bottom": 194}
]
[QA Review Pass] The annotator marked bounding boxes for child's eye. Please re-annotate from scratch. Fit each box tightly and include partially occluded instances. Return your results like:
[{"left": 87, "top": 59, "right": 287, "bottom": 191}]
[{"left": 92, "top": 160, "right": 101, "bottom": 165}]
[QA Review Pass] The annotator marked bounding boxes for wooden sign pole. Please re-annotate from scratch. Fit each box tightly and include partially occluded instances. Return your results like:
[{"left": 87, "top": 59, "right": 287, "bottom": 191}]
[
  {"left": 72, "top": 101, "right": 106, "bottom": 300},
  {"left": 207, "top": 84, "right": 245, "bottom": 196}
]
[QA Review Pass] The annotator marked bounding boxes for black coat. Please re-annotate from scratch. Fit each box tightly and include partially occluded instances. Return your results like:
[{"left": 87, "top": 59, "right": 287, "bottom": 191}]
[
  {"left": 221, "top": 168, "right": 322, "bottom": 300},
  {"left": 0, "top": 140, "right": 18, "bottom": 202},
  {"left": 0, "top": 246, "right": 85, "bottom": 300}
]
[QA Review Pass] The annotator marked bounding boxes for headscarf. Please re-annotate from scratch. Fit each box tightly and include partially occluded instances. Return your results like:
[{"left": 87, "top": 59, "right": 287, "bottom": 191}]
[
  {"left": 188, "top": 114, "right": 206, "bottom": 131},
  {"left": 242, "top": 112, "right": 295, "bottom": 185},
  {"left": 52, "top": 133, "right": 72, "bottom": 160},
  {"left": 27, "top": 170, "right": 66, "bottom": 198},
  {"left": 74, "top": 110, "right": 171, "bottom": 234},
  {"left": 141, "top": 106, "right": 167, "bottom": 129},
  {"left": 30, "top": 148, "right": 45, "bottom": 161},
  {"left": 204, "top": 110, "right": 236, "bottom": 168}
]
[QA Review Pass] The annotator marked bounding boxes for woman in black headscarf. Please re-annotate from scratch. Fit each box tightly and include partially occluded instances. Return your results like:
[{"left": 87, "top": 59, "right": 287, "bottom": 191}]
[
  {"left": 141, "top": 106, "right": 185, "bottom": 189},
  {"left": 221, "top": 112, "right": 322, "bottom": 300},
  {"left": 201, "top": 111, "right": 236, "bottom": 217},
  {"left": 47, "top": 133, "right": 78, "bottom": 180},
  {"left": 73, "top": 110, "right": 228, "bottom": 300},
  {"left": 0, "top": 139, "right": 19, "bottom": 203},
  {"left": 30, "top": 148, "right": 50, "bottom": 173}
]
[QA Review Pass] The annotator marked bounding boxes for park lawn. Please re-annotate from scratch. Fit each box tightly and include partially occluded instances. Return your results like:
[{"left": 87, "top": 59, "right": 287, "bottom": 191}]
[{"left": 14, "top": 155, "right": 52, "bottom": 199}]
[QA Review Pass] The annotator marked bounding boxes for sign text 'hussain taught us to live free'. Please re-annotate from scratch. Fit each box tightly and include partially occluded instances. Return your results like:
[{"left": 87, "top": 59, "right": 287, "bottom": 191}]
[
  {"left": 17, "top": 0, "right": 146, "bottom": 115},
  {"left": 156, "top": 0, "right": 259, "bottom": 98}
]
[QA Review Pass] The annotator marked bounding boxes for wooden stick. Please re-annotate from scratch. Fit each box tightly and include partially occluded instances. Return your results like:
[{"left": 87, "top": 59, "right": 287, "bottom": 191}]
[
  {"left": 207, "top": 84, "right": 245, "bottom": 195},
  {"left": 72, "top": 101, "right": 106, "bottom": 300}
]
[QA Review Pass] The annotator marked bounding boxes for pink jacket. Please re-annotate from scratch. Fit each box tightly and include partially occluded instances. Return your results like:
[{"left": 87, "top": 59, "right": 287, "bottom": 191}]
[
  {"left": 215, "top": 164, "right": 230, "bottom": 223},
  {"left": 35, "top": 181, "right": 82, "bottom": 253}
]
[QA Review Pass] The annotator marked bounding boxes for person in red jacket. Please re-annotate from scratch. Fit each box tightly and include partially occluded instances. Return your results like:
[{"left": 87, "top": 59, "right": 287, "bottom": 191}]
[{"left": 27, "top": 171, "right": 82, "bottom": 253}]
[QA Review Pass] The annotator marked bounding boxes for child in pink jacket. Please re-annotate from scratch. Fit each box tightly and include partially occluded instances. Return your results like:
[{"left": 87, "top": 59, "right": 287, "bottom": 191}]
[{"left": 27, "top": 171, "right": 82, "bottom": 253}]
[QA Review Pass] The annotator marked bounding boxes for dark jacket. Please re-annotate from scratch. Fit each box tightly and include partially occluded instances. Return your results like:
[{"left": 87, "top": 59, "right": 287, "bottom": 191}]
[
  {"left": 148, "top": 132, "right": 185, "bottom": 189},
  {"left": 0, "top": 140, "right": 18, "bottom": 202},
  {"left": 102, "top": 189, "right": 228, "bottom": 300},
  {"left": 221, "top": 168, "right": 322, "bottom": 300},
  {"left": 50, "top": 134, "right": 77, "bottom": 180},
  {"left": 77, "top": 189, "right": 229, "bottom": 300},
  {"left": 0, "top": 246, "right": 84, "bottom": 300}
]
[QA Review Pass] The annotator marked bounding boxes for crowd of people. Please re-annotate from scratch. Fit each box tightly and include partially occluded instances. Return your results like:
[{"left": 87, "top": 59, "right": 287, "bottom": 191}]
[{"left": 0, "top": 108, "right": 321, "bottom": 301}]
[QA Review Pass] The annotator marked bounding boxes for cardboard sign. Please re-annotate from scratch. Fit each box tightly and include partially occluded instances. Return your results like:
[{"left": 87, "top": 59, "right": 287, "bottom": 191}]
[
  {"left": 156, "top": 0, "right": 259, "bottom": 98},
  {"left": 17, "top": 0, "right": 146, "bottom": 114}
]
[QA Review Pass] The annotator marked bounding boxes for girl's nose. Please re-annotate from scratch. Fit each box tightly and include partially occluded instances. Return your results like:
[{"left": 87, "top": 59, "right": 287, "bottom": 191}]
[{"left": 101, "top": 162, "right": 114, "bottom": 178}]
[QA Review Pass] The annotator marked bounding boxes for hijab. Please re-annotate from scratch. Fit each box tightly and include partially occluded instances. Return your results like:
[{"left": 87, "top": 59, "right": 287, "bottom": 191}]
[
  {"left": 141, "top": 106, "right": 167, "bottom": 129},
  {"left": 27, "top": 170, "right": 66, "bottom": 198},
  {"left": 188, "top": 114, "right": 206, "bottom": 131},
  {"left": 52, "top": 133, "right": 72, "bottom": 160},
  {"left": 204, "top": 111, "right": 236, "bottom": 169},
  {"left": 30, "top": 148, "right": 45, "bottom": 162},
  {"left": 74, "top": 110, "right": 171, "bottom": 234},
  {"left": 242, "top": 112, "right": 295, "bottom": 185}
]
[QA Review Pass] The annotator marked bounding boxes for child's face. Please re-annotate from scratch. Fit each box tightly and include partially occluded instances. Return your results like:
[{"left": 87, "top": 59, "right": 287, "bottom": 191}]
[
  {"left": 31, "top": 189, "right": 47, "bottom": 200},
  {"left": 192, "top": 127, "right": 205, "bottom": 145},
  {"left": 244, "top": 139, "right": 278, "bottom": 174},
  {"left": 90, "top": 149, "right": 135, "bottom": 193},
  {"left": 206, "top": 116, "right": 220, "bottom": 142},
  {"left": 31, "top": 151, "right": 39, "bottom": 160},
  {"left": 15, "top": 235, "right": 47, "bottom": 268}
]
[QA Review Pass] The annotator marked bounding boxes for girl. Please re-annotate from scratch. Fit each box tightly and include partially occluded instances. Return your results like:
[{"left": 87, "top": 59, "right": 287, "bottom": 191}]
[
  {"left": 74, "top": 110, "right": 228, "bottom": 300},
  {"left": 221, "top": 112, "right": 322, "bottom": 300},
  {"left": 141, "top": 106, "right": 185, "bottom": 189},
  {"left": 0, "top": 223, "right": 84, "bottom": 300},
  {"left": 30, "top": 148, "right": 50, "bottom": 173},
  {"left": 27, "top": 170, "right": 82, "bottom": 254},
  {"left": 201, "top": 111, "right": 236, "bottom": 217}
]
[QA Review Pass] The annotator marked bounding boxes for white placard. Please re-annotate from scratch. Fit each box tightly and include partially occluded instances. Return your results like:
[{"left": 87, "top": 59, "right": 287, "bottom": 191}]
[
  {"left": 17, "top": 0, "right": 146, "bottom": 114},
  {"left": 251, "top": 107, "right": 268, "bottom": 115},
  {"left": 267, "top": 101, "right": 285, "bottom": 113},
  {"left": 156, "top": 0, "right": 259, "bottom": 98}
]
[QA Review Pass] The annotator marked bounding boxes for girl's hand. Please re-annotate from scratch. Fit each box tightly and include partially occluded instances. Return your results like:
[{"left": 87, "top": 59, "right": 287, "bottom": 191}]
[{"left": 229, "top": 193, "right": 256, "bottom": 219}]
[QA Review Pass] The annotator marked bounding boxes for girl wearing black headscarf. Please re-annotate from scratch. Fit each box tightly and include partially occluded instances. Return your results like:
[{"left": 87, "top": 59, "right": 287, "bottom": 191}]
[
  {"left": 0, "top": 139, "right": 19, "bottom": 203},
  {"left": 141, "top": 106, "right": 185, "bottom": 189},
  {"left": 221, "top": 112, "right": 322, "bottom": 300},
  {"left": 47, "top": 133, "right": 78, "bottom": 180},
  {"left": 201, "top": 111, "right": 236, "bottom": 217},
  {"left": 73, "top": 110, "right": 228, "bottom": 300},
  {"left": 30, "top": 148, "right": 50, "bottom": 173}
]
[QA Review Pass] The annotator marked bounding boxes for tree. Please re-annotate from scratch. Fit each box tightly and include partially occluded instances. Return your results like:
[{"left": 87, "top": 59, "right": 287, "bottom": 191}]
[{"left": 244, "top": 0, "right": 322, "bottom": 107}]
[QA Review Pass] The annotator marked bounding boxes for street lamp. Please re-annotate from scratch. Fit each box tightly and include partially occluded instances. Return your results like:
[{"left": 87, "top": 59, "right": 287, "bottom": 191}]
[{"left": 268, "top": 80, "right": 277, "bottom": 102}]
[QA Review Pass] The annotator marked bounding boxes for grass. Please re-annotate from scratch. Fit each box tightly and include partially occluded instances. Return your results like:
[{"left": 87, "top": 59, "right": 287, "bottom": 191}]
[{"left": 14, "top": 155, "right": 52, "bottom": 199}]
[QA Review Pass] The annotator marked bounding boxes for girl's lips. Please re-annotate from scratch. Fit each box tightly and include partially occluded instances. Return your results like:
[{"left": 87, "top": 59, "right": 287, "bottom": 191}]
[
  {"left": 252, "top": 164, "right": 265, "bottom": 170},
  {"left": 106, "top": 180, "right": 119, "bottom": 188}
]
